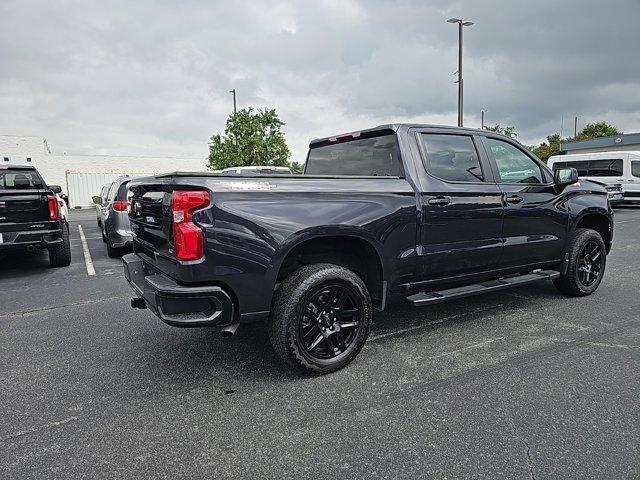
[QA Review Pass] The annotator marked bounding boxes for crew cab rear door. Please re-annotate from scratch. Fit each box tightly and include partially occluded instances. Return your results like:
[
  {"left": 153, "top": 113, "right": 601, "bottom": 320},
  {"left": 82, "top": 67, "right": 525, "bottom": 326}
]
[
  {"left": 410, "top": 128, "right": 504, "bottom": 281},
  {"left": 479, "top": 134, "right": 567, "bottom": 268}
]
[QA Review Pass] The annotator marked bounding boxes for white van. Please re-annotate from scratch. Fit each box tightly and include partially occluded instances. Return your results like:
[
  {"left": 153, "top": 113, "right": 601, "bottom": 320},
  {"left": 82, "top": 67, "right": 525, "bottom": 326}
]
[{"left": 548, "top": 151, "right": 640, "bottom": 203}]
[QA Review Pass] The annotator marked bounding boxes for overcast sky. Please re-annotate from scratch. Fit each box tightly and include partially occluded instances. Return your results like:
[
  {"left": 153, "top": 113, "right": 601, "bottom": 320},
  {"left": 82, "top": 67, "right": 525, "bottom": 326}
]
[{"left": 1, "top": 0, "right": 639, "bottom": 163}]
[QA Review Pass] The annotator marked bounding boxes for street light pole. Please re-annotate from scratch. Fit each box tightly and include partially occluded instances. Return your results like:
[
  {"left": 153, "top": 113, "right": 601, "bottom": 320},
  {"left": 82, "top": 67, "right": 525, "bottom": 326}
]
[
  {"left": 458, "top": 21, "right": 463, "bottom": 127},
  {"left": 229, "top": 89, "right": 237, "bottom": 114},
  {"left": 447, "top": 18, "right": 474, "bottom": 127}
]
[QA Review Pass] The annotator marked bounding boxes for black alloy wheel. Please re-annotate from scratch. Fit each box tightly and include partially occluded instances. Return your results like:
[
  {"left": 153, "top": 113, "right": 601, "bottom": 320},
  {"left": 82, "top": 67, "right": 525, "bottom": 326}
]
[
  {"left": 553, "top": 228, "right": 607, "bottom": 296},
  {"left": 269, "top": 263, "right": 373, "bottom": 374},
  {"left": 576, "top": 240, "right": 603, "bottom": 288},
  {"left": 298, "top": 284, "right": 363, "bottom": 360}
]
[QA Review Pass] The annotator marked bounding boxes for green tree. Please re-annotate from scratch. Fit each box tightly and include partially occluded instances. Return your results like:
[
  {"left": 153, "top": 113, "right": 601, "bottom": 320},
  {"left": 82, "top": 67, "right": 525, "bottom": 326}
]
[
  {"left": 531, "top": 133, "right": 562, "bottom": 163},
  {"left": 288, "top": 161, "right": 303, "bottom": 174},
  {"left": 208, "top": 107, "right": 291, "bottom": 170},
  {"left": 484, "top": 124, "right": 517, "bottom": 139},
  {"left": 575, "top": 121, "right": 621, "bottom": 140}
]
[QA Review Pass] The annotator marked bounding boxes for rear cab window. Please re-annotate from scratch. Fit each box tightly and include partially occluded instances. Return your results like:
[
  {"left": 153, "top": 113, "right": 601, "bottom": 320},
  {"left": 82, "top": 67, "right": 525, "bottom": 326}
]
[
  {"left": 0, "top": 169, "right": 45, "bottom": 189},
  {"left": 305, "top": 133, "right": 404, "bottom": 176}
]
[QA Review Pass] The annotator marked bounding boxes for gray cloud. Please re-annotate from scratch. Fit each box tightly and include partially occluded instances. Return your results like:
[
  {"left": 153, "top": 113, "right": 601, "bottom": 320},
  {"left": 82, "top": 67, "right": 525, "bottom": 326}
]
[{"left": 0, "top": 0, "right": 638, "bottom": 162}]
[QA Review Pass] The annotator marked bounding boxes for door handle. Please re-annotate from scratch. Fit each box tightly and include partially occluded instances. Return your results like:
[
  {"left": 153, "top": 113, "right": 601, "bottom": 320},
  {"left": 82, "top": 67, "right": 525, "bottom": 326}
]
[
  {"left": 427, "top": 196, "right": 451, "bottom": 206},
  {"left": 505, "top": 195, "right": 523, "bottom": 205}
]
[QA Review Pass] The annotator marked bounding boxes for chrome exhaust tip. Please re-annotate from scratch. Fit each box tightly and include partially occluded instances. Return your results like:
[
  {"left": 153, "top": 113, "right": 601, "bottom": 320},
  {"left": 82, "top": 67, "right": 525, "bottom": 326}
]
[{"left": 220, "top": 323, "right": 240, "bottom": 337}]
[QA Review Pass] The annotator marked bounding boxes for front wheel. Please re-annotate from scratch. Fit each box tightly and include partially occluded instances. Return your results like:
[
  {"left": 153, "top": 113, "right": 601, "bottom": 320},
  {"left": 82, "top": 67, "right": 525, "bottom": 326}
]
[
  {"left": 553, "top": 228, "right": 606, "bottom": 296},
  {"left": 268, "top": 263, "right": 373, "bottom": 374}
]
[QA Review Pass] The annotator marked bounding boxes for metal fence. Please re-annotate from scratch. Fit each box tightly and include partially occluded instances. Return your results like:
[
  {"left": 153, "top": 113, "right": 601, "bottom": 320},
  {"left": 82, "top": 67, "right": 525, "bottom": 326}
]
[{"left": 65, "top": 171, "right": 157, "bottom": 208}]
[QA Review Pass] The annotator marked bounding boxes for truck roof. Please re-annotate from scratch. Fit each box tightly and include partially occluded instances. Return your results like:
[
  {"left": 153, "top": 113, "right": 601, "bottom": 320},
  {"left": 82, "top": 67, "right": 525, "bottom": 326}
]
[{"left": 308, "top": 123, "right": 503, "bottom": 147}]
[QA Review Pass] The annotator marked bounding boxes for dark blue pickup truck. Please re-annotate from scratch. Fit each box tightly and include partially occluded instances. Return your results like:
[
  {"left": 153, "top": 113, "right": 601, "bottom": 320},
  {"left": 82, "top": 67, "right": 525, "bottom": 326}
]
[{"left": 124, "top": 124, "right": 613, "bottom": 373}]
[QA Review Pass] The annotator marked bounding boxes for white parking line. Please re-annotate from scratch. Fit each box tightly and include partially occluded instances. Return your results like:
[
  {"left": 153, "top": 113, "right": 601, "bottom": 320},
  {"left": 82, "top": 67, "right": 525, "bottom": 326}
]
[{"left": 78, "top": 224, "right": 96, "bottom": 276}]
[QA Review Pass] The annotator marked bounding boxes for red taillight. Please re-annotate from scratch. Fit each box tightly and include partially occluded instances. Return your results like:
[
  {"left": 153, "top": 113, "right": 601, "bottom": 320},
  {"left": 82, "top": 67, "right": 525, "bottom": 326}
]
[
  {"left": 171, "top": 190, "right": 210, "bottom": 261},
  {"left": 48, "top": 196, "right": 59, "bottom": 220},
  {"left": 113, "top": 200, "right": 128, "bottom": 211}
]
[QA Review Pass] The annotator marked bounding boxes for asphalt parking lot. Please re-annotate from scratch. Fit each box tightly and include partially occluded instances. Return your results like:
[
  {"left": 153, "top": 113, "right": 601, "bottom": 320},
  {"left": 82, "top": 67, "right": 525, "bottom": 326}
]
[{"left": 1, "top": 207, "right": 639, "bottom": 479}]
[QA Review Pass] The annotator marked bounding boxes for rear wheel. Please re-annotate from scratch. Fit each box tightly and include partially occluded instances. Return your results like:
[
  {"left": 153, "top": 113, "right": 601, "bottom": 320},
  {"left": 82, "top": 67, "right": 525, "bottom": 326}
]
[
  {"left": 553, "top": 228, "right": 606, "bottom": 296},
  {"left": 269, "top": 263, "right": 372, "bottom": 374},
  {"left": 49, "top": 223, "right": 71, "bottom": 268}
]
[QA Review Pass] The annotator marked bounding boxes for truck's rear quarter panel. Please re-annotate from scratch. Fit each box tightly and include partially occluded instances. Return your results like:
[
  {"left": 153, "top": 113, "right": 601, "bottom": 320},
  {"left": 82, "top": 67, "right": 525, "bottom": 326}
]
[{"left": 128, "top": 175, "right": 417, "bottom": 318}]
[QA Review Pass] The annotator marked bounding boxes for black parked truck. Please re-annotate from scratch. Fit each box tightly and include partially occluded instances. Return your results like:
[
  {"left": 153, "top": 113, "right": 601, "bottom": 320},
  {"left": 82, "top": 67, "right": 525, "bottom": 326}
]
[
  {"left": 0, "top": 165, "right": 71, "bottom": 267},
  {"left": 124, "top": 124, "right": 613, "bottom": 373}
]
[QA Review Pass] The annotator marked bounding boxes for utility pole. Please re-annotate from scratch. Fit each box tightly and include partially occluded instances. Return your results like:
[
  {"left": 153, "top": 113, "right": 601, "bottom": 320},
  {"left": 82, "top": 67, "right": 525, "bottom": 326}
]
[
  {"left": 481, "top": 110, "right": 485, "bottom": 129},
  {"left": 229, "top": 89, "right": 237, "bottom": 114},
  {"left": 447, "top": 18, "right": 474, "bottom": 127},
  {"left": 574, "top": 116, "right": 578, "bottom": 137}
]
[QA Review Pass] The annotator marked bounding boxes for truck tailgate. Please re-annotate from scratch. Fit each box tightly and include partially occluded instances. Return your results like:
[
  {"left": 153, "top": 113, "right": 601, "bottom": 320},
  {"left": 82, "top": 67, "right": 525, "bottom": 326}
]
[{"left": 0, "top": 189, "right": 52, "bottom": 230}]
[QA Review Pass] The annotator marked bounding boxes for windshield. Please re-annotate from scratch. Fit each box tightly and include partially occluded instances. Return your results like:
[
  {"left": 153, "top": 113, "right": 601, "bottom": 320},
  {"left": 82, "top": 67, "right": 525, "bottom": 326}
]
[
  {"left": 0, "top": 169, "right": 45, "bottom": 189},
  {"left": 305, "top": 134, "right": 404, "bottom": 176}
]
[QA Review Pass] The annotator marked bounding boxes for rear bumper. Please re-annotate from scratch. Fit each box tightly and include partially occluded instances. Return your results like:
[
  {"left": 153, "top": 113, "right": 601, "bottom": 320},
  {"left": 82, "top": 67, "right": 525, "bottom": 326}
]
[
  {"left": 0, "top": 227, "right": 63, "bottom": 249},
  {"left": 111, "top": 233, "right": 133, "bottom": 248},
  {"left": 122, "top": 253, "right": 235, "bottom": 328},
  {"left": 105, "top": 214, "right": 133, "bottom": 248}
]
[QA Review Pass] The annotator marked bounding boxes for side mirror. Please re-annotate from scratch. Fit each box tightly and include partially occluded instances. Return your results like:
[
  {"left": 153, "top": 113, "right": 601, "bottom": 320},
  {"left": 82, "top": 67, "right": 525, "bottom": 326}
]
[
  {"left": 92, "top": 196, "right": 104, "bottom": 206},
  {"left": 49, "top": 185, "right": 62, "bottom": 194},
  {"left": 554, "top": 167, "right": 579, "bottom": 187}
]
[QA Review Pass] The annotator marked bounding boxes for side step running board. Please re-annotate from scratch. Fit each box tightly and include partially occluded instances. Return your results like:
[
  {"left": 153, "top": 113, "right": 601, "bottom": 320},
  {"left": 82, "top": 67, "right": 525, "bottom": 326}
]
[{"left": 406, "top": 270, "right": 560, "bottom": 306}]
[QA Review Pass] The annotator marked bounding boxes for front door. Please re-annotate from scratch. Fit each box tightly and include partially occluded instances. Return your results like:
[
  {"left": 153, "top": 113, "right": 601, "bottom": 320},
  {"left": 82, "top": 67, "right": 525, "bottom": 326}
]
[
  {"left": 415, "top": 130, "right": 504, "bottom": 281},
  {"left": 626, "top": 157, "right": 640, "bottom": 201},
  {"left": 481, "top": 135, "right": 568, "bottom": 269}
]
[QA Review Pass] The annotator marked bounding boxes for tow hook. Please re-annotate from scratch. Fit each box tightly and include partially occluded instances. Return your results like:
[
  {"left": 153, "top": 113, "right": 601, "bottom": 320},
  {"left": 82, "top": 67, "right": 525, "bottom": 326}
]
[{"left": 131, "top": 297, "right": 147, "bottom": 309}]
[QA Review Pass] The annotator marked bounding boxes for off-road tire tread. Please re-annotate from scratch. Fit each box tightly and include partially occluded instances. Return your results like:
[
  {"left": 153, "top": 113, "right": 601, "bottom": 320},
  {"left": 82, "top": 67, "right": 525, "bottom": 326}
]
[
  {"left": 553, "top": 228, "right": 606, "bottom": 296},
  {"left": 268, "top": 263, "right": 372, "bottom": 374}
]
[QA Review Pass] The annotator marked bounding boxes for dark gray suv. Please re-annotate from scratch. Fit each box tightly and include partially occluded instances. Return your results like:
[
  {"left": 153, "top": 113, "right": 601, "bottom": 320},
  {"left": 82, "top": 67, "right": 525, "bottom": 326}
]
[{"left": 92, "top": 176, "right": 133, "bottom": 257}]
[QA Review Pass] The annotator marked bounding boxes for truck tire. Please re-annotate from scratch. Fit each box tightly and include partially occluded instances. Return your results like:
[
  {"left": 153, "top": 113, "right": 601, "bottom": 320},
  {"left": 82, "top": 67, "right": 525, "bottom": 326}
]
[
  {"left": 553, "top": 228, "right": 606, "bottom": 296},
  {"left": 49, "top": 223, "right": 71, "bottom": 268},
  {"left": 268, "top": 263, "right": 373, "bottom": 374}
]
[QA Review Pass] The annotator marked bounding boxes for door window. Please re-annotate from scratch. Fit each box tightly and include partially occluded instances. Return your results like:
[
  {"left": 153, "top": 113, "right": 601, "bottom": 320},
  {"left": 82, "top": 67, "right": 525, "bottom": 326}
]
[
  {"left": 631, "top": 161, "right": 640, "bottom": 178},
  {"left": 486, "top": 138, "right": 543, "bottom": 184},
  {"left": 420, "top": 134, "right": 484, "bottom": 182},
  {"left": 552, "top": 161, "right": 589, "bottom": 176},
  {"left": 587, "top": 159, "right": 623, "bottom": 177}
]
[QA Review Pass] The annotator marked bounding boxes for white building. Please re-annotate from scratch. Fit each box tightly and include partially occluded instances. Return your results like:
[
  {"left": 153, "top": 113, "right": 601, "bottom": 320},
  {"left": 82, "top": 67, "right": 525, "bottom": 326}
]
[{"left": 1, "top": 135, "right": 207, "bottom": 207}]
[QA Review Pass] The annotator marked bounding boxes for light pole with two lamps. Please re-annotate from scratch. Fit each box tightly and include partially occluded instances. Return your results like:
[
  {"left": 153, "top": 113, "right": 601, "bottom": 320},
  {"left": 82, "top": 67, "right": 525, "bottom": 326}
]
[{"left": 447, "top": 17, "right": 474, "bottom": 127}]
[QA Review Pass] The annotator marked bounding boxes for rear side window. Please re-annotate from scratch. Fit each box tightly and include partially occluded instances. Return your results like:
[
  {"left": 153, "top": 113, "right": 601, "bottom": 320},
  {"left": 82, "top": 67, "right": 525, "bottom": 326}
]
[
  {"left": 0, "top": 169, "right": 44, "bottom": 189},
  {"left": 552, "top": 159, "right": 623, "bottom": 177},
  {"left": 632, "top": 160, "right": 640, "bottom": 178},
  {"left": 486, "top": 138, "right": 543, "bottom": 184},
  {"left": 116, "top": 181, "right": 130, "bottom": 201},
  {"left": 552, "top": 161, "right": 589, "bottom": 176},
  {"left": 587, "top": 159, "right": 623, "bottom": 177},
  {"left": 420, "top": 134, "right": 484, "bottom": 182},
  {"left": 305, "top": 134, "right": 403, "bottom": 176}
]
